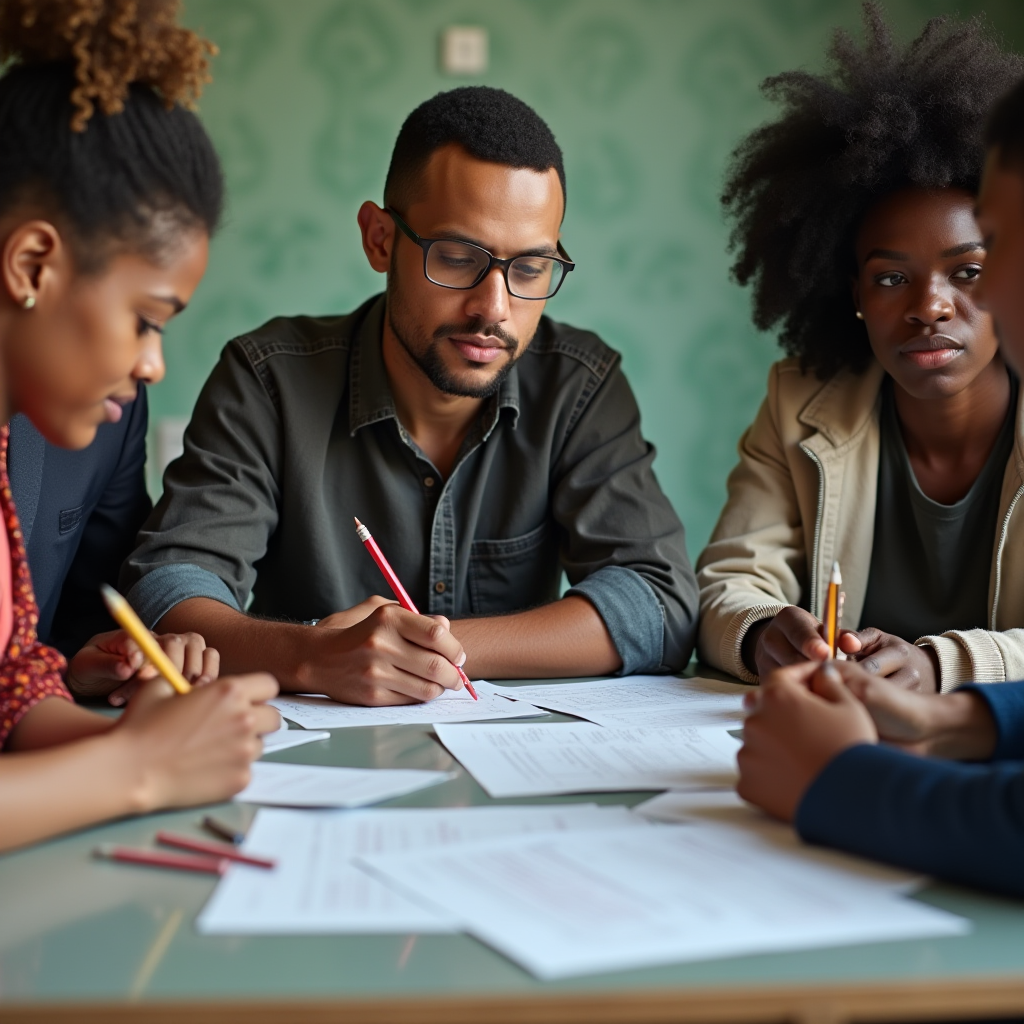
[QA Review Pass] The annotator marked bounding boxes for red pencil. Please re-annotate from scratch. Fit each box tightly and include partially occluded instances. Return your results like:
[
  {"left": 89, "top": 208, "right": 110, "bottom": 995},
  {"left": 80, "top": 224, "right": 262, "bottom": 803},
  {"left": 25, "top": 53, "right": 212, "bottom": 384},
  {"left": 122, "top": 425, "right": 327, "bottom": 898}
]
[
  {"left": 155, "top": 831, "right": 276, "bottom": 869},
  {"left": 354, "top": 517, "right": 478, "bottom": 700},
  {"left": 93, "top": 844, "right": 229, "bottom": 875}
]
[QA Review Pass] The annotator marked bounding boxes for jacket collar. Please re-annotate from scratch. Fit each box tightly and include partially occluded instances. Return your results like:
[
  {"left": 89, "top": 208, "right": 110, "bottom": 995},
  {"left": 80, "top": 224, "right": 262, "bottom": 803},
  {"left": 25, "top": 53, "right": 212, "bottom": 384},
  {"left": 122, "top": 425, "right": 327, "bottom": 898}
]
[
  {"left": 798, "top": 360, "right": 886, "bottom": 451},
  {"left": 348, "top": 295, "right": 520, "bottom": 437}
]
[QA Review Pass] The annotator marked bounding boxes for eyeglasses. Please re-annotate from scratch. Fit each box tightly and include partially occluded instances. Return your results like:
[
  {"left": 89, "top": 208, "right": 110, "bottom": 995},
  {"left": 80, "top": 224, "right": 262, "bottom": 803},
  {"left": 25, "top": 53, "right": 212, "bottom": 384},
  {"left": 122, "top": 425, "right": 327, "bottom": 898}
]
[{"left": 386, "top": 207, "right": 574, "bottom": 300}]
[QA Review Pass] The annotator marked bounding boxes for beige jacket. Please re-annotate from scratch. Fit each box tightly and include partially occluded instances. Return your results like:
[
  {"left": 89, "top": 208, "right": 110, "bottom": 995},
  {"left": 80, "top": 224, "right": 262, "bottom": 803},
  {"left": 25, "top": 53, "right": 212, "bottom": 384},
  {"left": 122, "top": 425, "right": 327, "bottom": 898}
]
[{"left": 697, "top": 358, "right": 1024, "bottom": 691}]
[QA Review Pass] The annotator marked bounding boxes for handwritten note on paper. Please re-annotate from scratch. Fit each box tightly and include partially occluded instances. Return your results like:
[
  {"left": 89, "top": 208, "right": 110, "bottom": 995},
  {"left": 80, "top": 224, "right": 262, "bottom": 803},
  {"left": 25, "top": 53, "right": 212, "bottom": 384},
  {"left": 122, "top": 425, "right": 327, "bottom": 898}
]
[
  {"left": 198, "top": 804, "right": 649, "bottom": 935},
  {"left": 269, "top": 680, "right": 546, "bottom": 730},
  {"left": 490, "top": 675, "right": 748, "bottom": 728},
  {"left": 359, "top": 824, "right": 969, "bottom": 979},
  {"left": 433, "top": 721, "right": 740, "bottom": 798}
]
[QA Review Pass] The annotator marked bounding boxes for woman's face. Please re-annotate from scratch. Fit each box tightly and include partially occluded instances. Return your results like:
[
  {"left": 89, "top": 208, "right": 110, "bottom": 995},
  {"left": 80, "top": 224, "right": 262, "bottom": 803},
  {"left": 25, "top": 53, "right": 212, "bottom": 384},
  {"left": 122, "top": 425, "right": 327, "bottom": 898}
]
[
  {"left": 852, "top": 187, "right": 998, "bottom": 399},
  {"left": 3, "top": 226, "right": 209, "bottom": 449}
]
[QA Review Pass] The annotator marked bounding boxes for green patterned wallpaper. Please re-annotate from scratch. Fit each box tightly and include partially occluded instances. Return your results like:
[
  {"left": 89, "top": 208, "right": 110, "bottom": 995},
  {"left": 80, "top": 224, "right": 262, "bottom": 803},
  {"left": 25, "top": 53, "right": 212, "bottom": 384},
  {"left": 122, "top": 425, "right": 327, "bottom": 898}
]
[{"left": 163, "top": 0, "right": 1024, "bottom": 555}]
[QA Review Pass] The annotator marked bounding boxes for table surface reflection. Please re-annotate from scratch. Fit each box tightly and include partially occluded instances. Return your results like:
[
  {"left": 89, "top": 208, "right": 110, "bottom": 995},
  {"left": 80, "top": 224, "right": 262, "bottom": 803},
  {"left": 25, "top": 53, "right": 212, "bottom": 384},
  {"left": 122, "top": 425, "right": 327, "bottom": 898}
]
[{"left": 1, "top": 673, "right": 1022, "bottom": 1024}]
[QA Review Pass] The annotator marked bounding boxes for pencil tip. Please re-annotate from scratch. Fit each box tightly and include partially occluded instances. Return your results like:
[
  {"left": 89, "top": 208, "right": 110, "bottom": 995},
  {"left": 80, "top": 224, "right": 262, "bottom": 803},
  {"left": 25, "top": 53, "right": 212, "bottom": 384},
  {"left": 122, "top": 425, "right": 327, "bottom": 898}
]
[
  {"left": 353, "top": 517, "right": 362, "bottom": 528},
  {"left": 831, "top": 560, "right": 842, "bottom": 583}
]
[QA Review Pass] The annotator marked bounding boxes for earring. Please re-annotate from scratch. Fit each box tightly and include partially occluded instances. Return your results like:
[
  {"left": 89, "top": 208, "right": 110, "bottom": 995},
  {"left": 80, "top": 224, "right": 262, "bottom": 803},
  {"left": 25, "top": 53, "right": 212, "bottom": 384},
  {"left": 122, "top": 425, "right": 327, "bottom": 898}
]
[
  {"left": 22, "top": 295, "right": 35, "bottom": 310},
  {"left": 855, "top": 310, "right": 864, "bottom": 320}
]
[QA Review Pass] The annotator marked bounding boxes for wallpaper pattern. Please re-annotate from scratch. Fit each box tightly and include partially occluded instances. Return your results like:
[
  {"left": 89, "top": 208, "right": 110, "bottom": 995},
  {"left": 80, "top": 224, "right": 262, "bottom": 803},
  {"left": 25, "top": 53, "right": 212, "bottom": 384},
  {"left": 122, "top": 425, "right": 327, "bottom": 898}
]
[{"left": 168, "top": 0, "right": 1024, "bottom": 552}]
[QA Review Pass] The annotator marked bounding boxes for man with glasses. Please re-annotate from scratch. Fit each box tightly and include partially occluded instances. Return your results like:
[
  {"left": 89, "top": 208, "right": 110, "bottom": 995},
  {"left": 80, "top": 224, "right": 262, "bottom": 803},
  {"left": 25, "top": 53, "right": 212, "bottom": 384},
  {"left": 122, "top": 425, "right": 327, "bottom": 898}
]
[{"left": 123, "top": 87, "right": 698, "bottom": 705}]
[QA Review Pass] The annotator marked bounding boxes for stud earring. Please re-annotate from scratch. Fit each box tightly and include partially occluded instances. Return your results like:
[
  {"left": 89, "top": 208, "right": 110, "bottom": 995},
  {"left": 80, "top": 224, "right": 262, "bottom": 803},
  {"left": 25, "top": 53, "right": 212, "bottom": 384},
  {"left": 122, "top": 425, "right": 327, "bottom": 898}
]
[
  {"left": 22, "top": 295, "right": 35, "bottom": 310},
  {"left": 855, "top": 310, "right": 864, "bottom": 320}
]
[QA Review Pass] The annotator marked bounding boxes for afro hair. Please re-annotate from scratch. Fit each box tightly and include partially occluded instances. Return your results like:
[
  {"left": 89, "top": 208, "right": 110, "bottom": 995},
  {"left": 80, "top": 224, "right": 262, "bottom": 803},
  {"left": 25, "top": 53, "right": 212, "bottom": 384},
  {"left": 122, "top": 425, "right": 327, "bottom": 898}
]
[{"left": 722, "top": 2, "right": 1023, "bottom": 379}]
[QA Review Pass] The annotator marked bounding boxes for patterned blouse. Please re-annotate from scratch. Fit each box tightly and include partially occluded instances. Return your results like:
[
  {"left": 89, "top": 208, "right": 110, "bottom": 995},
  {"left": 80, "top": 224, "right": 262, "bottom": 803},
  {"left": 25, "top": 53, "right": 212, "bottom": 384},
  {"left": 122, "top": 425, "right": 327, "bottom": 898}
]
[{"left": 0, "top": 425, "right": 71, "bottom": 750}]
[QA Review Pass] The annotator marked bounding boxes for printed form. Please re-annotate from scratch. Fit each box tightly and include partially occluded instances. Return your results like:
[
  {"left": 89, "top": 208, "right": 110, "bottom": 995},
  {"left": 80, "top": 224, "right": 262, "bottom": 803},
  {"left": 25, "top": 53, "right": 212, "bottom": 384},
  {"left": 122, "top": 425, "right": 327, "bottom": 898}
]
[
  {"left": 433, "top": 722, "right": 740, "bottom": 797},
  {"left": 490, "top": 675, "right": 749, "bottom": 728},
  {"left": 198, "top": 804, "right": 648, "bottom": 935},
  {"left": 270, "top": 679, "right": 545, "bottom": 730},
  {"left": 359, "top": 823, "right": 970, "bottom": 978}
]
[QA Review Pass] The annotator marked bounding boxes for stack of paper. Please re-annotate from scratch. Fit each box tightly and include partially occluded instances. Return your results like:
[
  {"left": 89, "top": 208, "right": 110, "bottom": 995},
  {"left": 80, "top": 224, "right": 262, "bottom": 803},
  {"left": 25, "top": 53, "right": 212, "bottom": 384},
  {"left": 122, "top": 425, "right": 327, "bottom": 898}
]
[
  {"left": 490, "top": 675, "right": 748, "bottom": 728},
  {"left": 235, "top": 761, "right": 454, "bottom": 808},
  {"left": 260, "top": 719, "right": 330, "bottom": 755},
  {"left": 269, "top": 679, "right": 545, "bottom": 729},
  {"left": 198, "top": 804, "right": 648, "bottom": 934},
  {"left": 359, "top": 823, "right": 970, "bottom": 979},
  {"left": 433, "top": 721, "right": 740, "bottom": 797}
]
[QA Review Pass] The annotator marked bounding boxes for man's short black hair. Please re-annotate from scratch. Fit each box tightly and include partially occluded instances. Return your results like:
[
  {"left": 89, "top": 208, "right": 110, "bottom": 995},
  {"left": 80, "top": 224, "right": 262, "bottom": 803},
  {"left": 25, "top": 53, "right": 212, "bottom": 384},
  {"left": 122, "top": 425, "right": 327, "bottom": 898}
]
[
  {"left": 986, "top": 76, "right": 1024, "bottom": 172},
  {"left": 384, "top": 86, "right": 565, "bottom": 210}
]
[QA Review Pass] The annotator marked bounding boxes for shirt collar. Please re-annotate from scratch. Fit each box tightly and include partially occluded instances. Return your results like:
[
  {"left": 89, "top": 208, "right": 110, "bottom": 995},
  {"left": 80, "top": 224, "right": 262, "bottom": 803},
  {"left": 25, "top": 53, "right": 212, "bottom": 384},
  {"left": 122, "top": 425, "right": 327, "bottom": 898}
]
[{"left": 348, "top": 294, "right": 521, "bottom": 437}]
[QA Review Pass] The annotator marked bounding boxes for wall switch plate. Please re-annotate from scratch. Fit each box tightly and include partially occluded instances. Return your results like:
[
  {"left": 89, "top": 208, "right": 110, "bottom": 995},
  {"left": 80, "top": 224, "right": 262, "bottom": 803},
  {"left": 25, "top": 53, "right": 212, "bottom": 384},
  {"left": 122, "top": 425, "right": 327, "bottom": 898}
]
[{"left": 440, "top": 26, "right": 488, "bottom": 75}]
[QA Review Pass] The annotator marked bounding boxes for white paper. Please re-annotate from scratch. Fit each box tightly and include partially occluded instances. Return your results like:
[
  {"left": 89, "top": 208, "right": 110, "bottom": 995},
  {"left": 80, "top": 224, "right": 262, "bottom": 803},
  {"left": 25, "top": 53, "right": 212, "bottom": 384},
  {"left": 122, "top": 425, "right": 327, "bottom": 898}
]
[
  {"left": 491, "top": 675, "right": 748, "bottom": 728},
  {"left": 433, "top": 722, "right": 739, "bottom": 798},
  {"left": 260, "top": 720, "right": 330, "bottom": 755},
  {"left": 269, "top": 679, "right": 546, "bottom": 730},
  {"left": 633, "top": 791, "right": 923, "bottom": 894},
  {"left": 234, "top": 761, "right": 453, "bottom": 808},
  {"left": 198, "top": 804, "right": 648, "bottom": 935},
  {"left": 360, "top": 825, "right": 970, "bottom": 979}
]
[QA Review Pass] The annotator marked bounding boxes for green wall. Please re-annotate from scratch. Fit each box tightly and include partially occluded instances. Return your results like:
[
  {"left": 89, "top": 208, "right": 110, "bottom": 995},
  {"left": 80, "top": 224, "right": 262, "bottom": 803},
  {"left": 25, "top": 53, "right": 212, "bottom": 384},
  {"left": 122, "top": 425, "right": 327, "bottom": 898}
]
[{"left": 166, "top": 0, "right": 1024, "bottom": 556}]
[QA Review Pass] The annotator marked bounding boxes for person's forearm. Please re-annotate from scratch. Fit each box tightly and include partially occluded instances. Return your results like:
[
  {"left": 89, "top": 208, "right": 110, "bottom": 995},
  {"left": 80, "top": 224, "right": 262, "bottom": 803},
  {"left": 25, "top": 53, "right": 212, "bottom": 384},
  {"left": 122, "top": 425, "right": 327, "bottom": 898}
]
[
  {"left": 1, "top": 700, "right": 144, "bottom": 852},
  {"left": 453, "top": 595, "right": 621, "bottom": 679},
  {"left": 6, "top": 696, "right": 114, "bottom": 750},
  {"left": 159, "top": 598, "right": 313, "bottom": 691}
]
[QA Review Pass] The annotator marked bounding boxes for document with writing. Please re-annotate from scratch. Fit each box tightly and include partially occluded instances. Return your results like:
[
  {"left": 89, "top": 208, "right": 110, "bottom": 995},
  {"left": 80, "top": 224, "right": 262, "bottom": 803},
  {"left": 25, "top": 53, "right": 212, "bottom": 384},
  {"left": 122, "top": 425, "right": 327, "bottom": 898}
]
[
  {"left": 490, "top": 675, "right": 748, "bottom": 728},
  {"left": 198, "top": 804, "right": 648, "bottom": 935},
  {"left": 270, "top": 679, "right": 545, "bottom": 730},
  {"left": 433, "top": 722, "right": 740, "bottom": 797},
  {"left": 359, "top": 824, "right": 969, "bottom": 978},
  {"left": 235, "top": 761, "right": 453, "bottom": 808}
]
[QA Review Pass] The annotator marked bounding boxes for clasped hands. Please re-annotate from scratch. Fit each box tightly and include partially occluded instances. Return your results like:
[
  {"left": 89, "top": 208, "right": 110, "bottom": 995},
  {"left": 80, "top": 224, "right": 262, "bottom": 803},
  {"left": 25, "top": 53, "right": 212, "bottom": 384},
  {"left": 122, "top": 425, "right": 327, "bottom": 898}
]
[
  {"left": 737, "top": 657, "right": 998, "bottom": 823},
  {"left": 744, "top": 605, "right": 940, "bottom": 692}
]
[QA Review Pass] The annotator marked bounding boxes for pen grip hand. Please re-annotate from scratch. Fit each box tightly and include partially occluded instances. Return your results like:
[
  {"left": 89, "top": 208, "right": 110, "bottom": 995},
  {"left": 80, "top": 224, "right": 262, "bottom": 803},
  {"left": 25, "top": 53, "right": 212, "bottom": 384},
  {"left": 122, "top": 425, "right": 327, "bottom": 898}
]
[
  {"left": 745, "top": 606, "right": 833, "bottom": 678},
  {"left": 306, "top": 604, "right": 466, "bottom": 706},
  {"left": 113, "top": 673, "right": 280, "bottom": 813}
]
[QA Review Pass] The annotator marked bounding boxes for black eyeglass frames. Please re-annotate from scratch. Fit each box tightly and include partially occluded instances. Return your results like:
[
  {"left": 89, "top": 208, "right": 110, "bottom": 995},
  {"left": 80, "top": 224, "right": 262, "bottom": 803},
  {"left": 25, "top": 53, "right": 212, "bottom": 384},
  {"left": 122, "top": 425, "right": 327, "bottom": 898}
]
[{"left": 386, "top": 207, "right": 574, "bottom": 300}]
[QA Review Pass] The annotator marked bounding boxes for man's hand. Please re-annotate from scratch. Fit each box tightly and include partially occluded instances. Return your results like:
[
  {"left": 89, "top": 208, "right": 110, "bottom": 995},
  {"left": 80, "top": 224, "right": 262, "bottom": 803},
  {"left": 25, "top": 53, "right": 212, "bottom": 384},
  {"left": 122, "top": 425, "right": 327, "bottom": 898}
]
[
  {"left": 315, "top": 595, "right": 395, "bottom": 631},
  {"left": 737, "top": 661, "right": 878, "bottom": 822},
  {"left": 743, "top": 607, "right": 860, "bottom": 678},
  {"left": 67, "top": 630, "right": 220, "bottom": 706},
  {"left": 809, "top": 659, "right": 997, "bottom": 761},
  {"left": 845, "top": 627, "right": 939, "bottom": 692},
  {"left": 298, "top": 603, "right": 467, "bottom": 706}
]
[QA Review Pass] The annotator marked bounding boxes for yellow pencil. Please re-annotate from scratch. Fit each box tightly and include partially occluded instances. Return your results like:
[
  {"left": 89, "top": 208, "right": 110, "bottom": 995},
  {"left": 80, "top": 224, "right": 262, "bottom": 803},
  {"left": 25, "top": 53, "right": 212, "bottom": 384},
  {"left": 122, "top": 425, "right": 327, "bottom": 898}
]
[
  {"left": 824, "top": 561, "right": 842, "bottom": 659},
  {"left": 100, "top": 584, "right": 190, "bottom": 695}
]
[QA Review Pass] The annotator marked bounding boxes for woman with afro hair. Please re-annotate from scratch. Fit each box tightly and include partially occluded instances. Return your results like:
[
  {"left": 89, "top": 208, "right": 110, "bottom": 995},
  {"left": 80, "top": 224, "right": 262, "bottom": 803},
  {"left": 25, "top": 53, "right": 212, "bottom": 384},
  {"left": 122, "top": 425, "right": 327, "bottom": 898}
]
[
  {"left": 0, "top": 0, "right": 278, "bottom": 850},
  {"left": 698, "top": 4, "right": 1024, "bottom": 696}
]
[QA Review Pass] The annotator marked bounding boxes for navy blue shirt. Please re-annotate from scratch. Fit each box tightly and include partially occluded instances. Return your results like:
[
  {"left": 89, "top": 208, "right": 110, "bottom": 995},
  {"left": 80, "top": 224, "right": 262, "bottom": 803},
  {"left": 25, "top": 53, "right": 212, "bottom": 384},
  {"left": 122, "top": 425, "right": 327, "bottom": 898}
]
[
  {"left": 797, "top": 681, "right": 1024, "bottom": 897},
  {"left": 8, "top": 389, "right": 152, "bottom": 657}
]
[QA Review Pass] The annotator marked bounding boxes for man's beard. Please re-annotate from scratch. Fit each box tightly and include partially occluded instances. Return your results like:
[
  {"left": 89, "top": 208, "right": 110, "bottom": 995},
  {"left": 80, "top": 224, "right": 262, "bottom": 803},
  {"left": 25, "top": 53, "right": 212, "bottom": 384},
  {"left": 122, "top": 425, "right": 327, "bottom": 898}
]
[{"left": 387, "top": 273, "right": 523, "bottom": 400}]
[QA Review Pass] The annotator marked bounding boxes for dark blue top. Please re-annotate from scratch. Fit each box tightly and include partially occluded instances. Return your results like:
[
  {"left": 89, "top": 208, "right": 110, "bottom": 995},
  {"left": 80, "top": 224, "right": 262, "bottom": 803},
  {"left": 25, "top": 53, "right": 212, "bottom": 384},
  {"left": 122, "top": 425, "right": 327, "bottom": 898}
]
[
  {"left": 7, "top": 389, "right": 152, "bottom": 658},
  {"left": 796, "top": 681, "right": 1024, "bottom": 898}
]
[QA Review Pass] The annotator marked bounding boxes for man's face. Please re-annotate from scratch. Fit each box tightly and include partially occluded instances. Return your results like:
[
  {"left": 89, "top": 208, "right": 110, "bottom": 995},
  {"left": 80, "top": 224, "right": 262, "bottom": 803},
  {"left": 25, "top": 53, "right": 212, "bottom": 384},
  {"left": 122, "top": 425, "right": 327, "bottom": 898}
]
[
  {"left": 384, "top": 145, "right": 564, "bottom": 399},
  {"left": 975, "top": 151, "right": 1024, "bottom": 377}
]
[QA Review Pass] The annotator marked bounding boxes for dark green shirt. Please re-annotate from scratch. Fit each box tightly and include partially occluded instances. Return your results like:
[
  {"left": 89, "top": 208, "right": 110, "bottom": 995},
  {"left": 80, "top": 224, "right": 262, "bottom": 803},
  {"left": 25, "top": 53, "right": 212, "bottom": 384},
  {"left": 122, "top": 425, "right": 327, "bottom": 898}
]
[
  {"left": 122, "top": 295, "right": 698, "bottom": 673},
  {"left": 859, "top": 376, "right": 1017, "bottom": 641}
]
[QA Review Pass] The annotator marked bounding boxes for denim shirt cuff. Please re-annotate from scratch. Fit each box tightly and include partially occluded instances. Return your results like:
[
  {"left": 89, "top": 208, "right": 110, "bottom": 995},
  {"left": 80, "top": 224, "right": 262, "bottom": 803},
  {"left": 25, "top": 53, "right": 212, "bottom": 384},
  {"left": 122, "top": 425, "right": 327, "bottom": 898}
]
[
  {"left": 126, "top": 563, "right": 241, "bottom": 629},
  {"left": 567, "top": 565, "right": 665, "bottom": 674}
]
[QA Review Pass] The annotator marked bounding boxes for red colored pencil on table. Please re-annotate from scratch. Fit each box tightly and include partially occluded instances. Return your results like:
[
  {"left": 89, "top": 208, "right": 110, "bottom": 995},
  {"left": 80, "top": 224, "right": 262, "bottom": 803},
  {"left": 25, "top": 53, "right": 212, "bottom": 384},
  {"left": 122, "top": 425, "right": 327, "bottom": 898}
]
[
  {"left": 354, "top": 517, "right": 478, "bottom": 700},
  {"left": 93, "top": 844, "right": 230, "bottom": 875},
  {"left": 156, "top": 831, "right": 276, "bottom": 869}
]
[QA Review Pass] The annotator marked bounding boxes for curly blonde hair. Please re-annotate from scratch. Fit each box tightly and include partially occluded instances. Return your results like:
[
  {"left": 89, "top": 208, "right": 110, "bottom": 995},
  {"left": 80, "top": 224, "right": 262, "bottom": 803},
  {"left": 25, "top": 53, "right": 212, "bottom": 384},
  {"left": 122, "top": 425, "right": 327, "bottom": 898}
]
[{"left": 0, "top": 0, "right": 215, "bottom": 130}]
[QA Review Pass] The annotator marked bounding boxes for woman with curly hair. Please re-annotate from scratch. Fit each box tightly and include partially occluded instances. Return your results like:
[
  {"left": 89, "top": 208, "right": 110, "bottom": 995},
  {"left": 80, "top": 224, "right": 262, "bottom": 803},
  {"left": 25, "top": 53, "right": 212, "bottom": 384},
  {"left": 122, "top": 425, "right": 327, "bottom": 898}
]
[
  {"left": 698, "top": 4, "right": 1024, "bottom": 695},
  {"left": 0, "top": 0, "right": 278, "bottom": 851}
]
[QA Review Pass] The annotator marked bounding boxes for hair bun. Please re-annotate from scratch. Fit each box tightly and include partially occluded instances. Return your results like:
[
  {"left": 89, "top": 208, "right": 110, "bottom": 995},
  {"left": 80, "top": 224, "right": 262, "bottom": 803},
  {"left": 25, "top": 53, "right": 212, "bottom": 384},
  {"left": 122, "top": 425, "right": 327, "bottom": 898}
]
[{"left": 0, "top": 0, "right": 215, "bottom": 131}]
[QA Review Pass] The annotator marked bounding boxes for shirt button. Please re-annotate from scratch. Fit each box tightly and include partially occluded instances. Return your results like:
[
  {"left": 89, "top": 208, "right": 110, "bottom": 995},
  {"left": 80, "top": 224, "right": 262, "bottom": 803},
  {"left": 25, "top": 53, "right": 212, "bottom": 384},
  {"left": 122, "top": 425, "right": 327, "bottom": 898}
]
[
  {"left": 434, "top": 581, "right": 447, "bottom": 594},
  {"left": 424, "top": 476, "right": 436, "bottom": 488}
]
